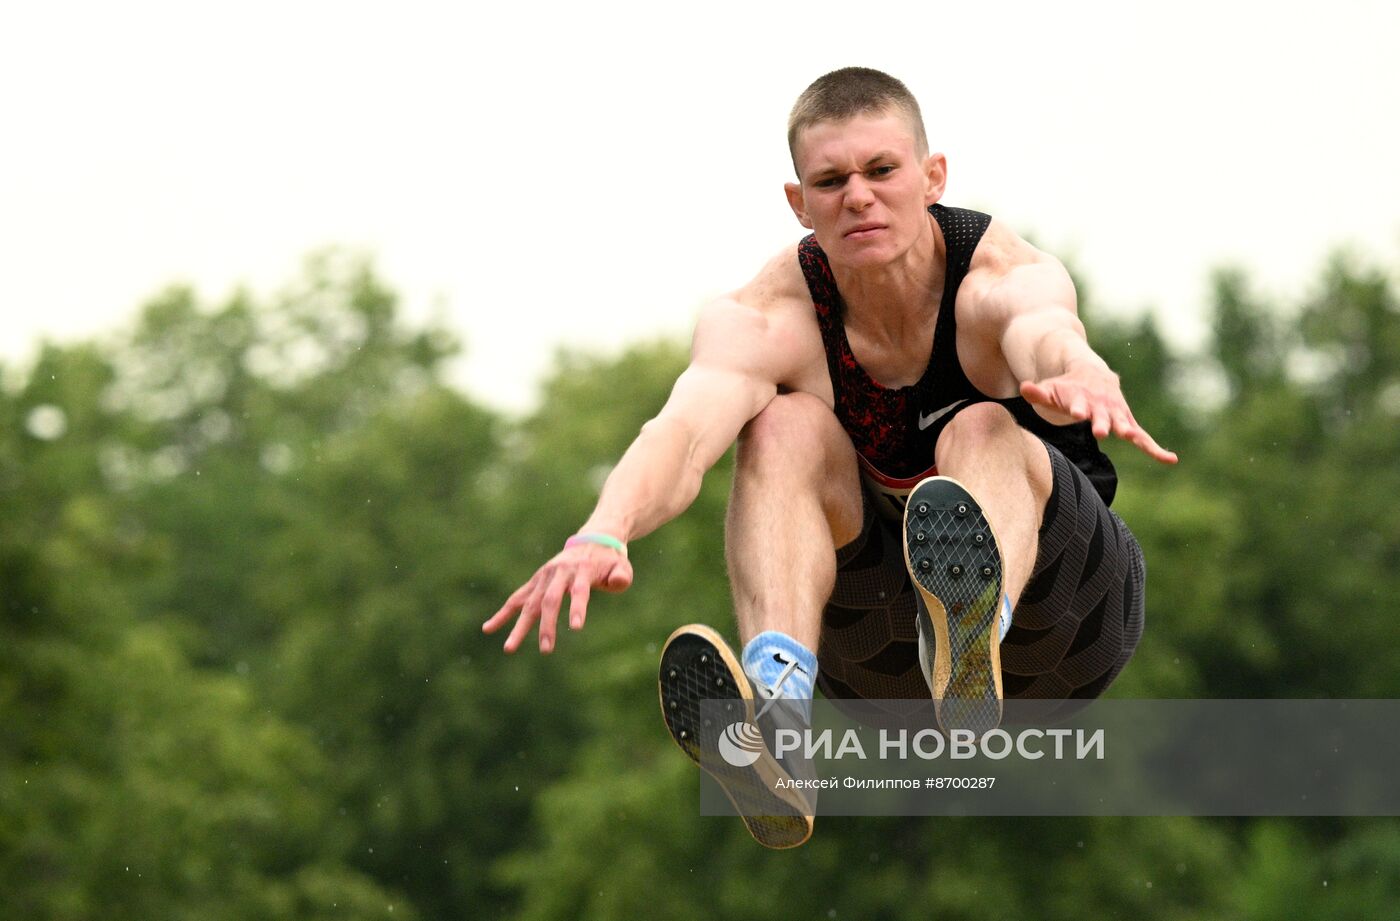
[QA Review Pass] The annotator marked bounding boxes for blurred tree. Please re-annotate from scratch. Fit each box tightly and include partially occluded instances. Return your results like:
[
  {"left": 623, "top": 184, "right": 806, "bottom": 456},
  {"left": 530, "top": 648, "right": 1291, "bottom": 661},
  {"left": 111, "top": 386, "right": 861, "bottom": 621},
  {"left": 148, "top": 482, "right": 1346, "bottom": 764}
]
[
  {"left": 0, "top": 337, "right": 409, "bottom": 919},
  {"left": 1210, "top": 266, "right": 1289, "bottom": 401}
]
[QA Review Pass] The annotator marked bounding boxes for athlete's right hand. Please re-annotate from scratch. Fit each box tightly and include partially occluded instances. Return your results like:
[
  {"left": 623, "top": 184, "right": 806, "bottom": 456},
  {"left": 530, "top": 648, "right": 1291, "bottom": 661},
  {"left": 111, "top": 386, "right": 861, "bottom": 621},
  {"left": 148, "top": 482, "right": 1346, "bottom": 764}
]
[{"left": 482, "top": 542, "right": 634, "bottom": 654}]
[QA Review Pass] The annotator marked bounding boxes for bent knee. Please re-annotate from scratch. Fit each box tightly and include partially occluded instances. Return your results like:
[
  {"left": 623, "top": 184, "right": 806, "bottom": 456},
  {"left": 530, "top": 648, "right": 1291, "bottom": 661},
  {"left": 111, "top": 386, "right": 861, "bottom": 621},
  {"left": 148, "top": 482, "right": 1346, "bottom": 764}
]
[
  {"left": 936, "top": 402, "right": 1023, "bottom": 460},
  {"left": 936, "top": 402, "right": 1051, "bottom": 494},
  {"left": 941, "top": 401, "right": 1019, "bottom": 443},
  {"left": 737, "top": 393, "right": 852, "bottom": 474},
  {"left": 739, "top": 393, "right": 839, "bottom": 451}
]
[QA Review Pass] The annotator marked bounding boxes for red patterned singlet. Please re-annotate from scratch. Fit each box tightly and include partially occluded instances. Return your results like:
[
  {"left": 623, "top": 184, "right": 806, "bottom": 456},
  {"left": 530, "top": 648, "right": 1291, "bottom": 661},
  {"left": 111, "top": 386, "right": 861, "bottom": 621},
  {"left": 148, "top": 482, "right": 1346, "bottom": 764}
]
[{"left": 798, "top": 204, "right": 1115, "bottom": 521}]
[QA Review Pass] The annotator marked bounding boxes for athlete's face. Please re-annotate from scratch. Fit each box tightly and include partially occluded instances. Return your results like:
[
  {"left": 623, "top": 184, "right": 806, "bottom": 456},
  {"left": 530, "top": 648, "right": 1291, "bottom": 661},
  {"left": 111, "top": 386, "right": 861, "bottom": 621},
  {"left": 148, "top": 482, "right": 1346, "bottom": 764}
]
[{"left": 785, "top": 111, "right": 946, "bottom": 270}]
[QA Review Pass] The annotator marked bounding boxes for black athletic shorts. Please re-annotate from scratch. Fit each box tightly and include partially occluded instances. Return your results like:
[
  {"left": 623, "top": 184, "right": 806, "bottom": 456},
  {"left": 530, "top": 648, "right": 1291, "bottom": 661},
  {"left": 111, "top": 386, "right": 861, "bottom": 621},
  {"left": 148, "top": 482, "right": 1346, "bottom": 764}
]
[{"left": 815, "top": 439, "right": 1146, "bottom": 723}]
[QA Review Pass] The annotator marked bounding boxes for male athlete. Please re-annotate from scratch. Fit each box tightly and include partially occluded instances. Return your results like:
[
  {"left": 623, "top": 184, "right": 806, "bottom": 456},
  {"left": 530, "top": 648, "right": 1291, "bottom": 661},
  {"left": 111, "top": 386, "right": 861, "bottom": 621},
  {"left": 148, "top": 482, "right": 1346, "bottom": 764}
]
[{"left": 485, "top": 67, "right": 1176, "bottom": 848}]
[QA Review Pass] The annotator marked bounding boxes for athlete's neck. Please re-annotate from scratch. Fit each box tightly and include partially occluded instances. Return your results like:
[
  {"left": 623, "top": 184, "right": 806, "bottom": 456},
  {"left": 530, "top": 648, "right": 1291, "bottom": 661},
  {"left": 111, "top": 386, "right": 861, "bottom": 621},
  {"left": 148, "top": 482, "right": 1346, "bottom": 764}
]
[{"left": 831, "top": 212, "right": 945, "bottom": 347}]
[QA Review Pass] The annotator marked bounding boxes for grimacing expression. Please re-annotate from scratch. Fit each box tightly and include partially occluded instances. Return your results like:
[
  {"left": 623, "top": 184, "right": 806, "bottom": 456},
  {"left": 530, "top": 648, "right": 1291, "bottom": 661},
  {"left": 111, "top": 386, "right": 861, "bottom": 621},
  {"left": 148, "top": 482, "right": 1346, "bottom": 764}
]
[{"left": 785, "top": 110, "right": 944, "bottom": 270}]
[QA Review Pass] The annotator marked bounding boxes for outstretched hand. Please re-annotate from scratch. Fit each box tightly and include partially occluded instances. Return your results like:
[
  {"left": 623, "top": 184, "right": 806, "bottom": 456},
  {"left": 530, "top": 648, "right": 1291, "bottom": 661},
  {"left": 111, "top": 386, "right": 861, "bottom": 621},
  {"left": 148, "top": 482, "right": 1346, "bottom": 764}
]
[
  {"left": 1020, "top": 368, "right": 1178, "bottom": 465},
  {"left": 482, "top": 542, "right": 633, "bottom": 654}
]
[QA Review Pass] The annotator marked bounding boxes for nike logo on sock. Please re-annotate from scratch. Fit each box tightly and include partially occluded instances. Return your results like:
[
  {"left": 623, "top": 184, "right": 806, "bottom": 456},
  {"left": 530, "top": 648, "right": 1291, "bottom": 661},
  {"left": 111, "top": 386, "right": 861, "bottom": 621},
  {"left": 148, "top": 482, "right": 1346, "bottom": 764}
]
[{"left": 773, "top": 652, "right": 808, "bottom": 674}]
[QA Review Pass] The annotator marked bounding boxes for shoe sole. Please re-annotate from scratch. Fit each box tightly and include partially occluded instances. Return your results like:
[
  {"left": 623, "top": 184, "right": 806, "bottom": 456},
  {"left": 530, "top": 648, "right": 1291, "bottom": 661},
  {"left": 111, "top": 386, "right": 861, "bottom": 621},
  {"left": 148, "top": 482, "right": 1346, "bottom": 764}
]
[
  {"left": 903, "top": 477, "right": 1005, "bottom": 736},
  {"left": 658, "top": 624, "right": 814, "bottom": 849}
]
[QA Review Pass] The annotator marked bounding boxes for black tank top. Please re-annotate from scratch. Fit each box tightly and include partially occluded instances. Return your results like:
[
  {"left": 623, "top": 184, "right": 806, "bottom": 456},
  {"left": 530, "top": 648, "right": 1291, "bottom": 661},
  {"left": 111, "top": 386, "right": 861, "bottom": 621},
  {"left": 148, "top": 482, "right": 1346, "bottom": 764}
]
[{"left": 797, "top": 203, "right": 1117, "bottom": 520}]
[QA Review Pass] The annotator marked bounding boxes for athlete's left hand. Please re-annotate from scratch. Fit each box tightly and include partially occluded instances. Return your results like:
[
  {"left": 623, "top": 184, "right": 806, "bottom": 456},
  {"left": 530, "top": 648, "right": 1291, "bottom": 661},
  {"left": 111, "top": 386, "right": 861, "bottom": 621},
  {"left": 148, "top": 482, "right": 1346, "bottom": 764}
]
[{"left": 1021, "top": 365, "right": 1178, "bottom": 465}]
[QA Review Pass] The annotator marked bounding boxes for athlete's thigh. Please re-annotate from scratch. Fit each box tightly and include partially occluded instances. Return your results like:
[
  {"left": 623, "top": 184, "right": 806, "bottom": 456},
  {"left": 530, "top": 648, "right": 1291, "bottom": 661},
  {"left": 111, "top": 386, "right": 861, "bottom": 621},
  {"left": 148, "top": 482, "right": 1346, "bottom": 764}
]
[{"left": 735, "top": 391, "right": 865, "bottom": 545}]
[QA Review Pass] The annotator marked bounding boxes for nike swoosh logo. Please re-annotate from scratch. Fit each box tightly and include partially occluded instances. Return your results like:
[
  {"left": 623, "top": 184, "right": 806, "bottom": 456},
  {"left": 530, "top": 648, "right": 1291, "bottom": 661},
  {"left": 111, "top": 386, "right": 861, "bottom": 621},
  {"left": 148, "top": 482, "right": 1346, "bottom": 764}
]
[{"left": 917, "top": 399, "right": 967, "bottom": 431}]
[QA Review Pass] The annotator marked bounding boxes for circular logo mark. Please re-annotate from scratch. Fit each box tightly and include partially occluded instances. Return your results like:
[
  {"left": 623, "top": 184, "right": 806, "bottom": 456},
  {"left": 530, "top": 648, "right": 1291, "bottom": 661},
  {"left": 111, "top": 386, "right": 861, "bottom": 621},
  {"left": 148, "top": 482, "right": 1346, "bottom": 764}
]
[{"left": 718, "top": 721, "right": 764, "bottom": 767}]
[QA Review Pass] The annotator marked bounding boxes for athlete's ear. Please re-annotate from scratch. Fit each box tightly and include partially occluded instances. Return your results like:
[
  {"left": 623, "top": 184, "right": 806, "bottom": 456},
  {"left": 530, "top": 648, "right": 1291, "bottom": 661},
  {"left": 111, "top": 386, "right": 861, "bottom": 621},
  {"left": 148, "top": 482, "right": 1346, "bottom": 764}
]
[
  {"left": 784, "top": 181, "right": 813, "bottom": 229},
  {"left": 923, "top": 152, "right": 947, "bottom": 205}
]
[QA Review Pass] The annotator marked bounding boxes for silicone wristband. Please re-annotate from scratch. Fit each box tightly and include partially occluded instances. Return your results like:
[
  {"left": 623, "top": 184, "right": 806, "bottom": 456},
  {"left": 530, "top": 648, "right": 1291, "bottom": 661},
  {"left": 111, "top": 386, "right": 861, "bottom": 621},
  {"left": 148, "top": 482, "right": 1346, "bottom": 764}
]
[{"left": 565, "top": 532, "right": 628, "bottom": 558}]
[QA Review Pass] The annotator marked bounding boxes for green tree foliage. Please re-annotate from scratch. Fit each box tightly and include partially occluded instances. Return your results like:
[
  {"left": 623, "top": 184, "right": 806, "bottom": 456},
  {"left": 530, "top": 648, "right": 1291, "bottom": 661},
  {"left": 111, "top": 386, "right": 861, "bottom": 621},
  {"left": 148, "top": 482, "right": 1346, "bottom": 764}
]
[{"left": 2, "top": 248, "right": 1398, "bottom": 918}]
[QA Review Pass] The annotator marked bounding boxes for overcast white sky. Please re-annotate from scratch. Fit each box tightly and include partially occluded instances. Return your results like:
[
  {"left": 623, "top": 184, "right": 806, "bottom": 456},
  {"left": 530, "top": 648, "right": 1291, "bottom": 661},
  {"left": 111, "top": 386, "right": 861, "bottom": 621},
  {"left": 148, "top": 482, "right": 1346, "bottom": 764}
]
[{"left": 2, "top": 1, "right": 1397, "bottom": 413}]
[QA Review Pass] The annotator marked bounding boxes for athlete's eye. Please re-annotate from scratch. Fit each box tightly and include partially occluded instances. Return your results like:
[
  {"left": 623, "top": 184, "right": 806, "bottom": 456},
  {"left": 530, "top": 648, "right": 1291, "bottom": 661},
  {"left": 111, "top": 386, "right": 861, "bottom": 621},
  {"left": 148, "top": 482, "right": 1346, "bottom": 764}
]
[
  {"left": 868, "top": 165, "right": 896, "bottom": 178},
  {"left": 813, "top": 176, "right": 844, "bottom": 189}
]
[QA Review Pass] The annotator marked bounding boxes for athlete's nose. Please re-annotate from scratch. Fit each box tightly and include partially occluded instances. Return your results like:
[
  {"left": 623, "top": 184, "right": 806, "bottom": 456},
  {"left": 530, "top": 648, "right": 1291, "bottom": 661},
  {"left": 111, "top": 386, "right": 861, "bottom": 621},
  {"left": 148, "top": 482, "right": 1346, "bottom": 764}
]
[{"left": 843, "top": 175, "right": 874, "bottom": 211}]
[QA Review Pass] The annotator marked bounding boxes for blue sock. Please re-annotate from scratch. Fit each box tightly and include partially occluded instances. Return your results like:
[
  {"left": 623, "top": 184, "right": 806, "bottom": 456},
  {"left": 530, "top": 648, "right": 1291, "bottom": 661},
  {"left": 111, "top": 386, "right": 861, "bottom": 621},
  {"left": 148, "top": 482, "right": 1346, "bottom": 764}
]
[
  {"left": 999, "top": 595, "right": 1014, "bottom": 641},
  {"left": 741, "top": 631, "right": 817, "bottom": 725}
]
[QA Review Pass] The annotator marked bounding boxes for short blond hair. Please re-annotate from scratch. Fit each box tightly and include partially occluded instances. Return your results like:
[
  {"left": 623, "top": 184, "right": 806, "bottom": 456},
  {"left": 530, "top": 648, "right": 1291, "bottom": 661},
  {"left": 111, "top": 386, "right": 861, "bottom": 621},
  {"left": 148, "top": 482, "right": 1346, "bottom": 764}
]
[{"left": 787, "top": 67, "right": 928, "bottom": 171}]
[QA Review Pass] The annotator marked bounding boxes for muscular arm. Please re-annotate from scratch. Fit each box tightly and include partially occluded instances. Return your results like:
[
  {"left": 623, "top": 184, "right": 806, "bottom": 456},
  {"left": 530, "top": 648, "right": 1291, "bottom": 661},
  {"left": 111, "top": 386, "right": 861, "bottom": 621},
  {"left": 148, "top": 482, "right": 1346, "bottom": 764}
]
[
  {"left": 974, "top": 228, "right": 1177, "bottom": 464},
  {"left": 484, "top": 272, "right": 812, "bottom": 653},
  {"left": 581, "top": 298, "right": 787, "bottom": 542},
  {"left": 994, "top": 257, "right": 1111, "bottom": 393}
]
